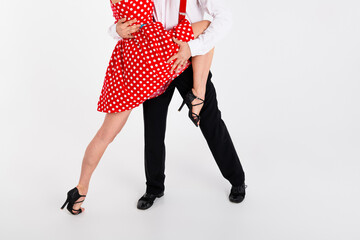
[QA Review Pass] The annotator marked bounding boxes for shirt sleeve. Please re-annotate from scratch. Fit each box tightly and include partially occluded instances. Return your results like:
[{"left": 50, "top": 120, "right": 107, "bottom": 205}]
[
  {"left": 188, "top": 0, "right": 232, "bottom": 56},
  {"left": 108, "top": 23, "right": 123, "bottom": 41}
]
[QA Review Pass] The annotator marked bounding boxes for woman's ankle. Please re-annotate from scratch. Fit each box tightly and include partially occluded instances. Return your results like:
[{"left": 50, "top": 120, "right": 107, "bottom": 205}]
[
  {"left": 192, "top": 88, "right": 205, "bottom": 99},
  {"left": 76, "top": 184, "right": 88, "bottom": 194}
]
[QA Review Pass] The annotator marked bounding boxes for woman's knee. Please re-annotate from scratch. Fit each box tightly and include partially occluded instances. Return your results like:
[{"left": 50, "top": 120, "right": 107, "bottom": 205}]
[
  {"left": 95, "top": 111, "right": 131, "bottom": 145},
  {"left": 95, "top": 128, "right": 119, "bottom": 145}
]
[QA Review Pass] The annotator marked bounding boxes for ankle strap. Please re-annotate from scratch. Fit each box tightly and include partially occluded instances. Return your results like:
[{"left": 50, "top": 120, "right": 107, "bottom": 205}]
[
  {"left": 191, "top": 102, "right": 204, "bottom": 107},
  {"left": 195, "top": 96, "right": 204, "bottom": 102},
  {"left": 191, "top": 96, "right": 204, "bottom": 107}
]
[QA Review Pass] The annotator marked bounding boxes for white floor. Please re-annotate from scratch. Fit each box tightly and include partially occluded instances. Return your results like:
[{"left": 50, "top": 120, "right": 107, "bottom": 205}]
[{"left": 1, "top": 103, "right": 359, "bottom": 240}]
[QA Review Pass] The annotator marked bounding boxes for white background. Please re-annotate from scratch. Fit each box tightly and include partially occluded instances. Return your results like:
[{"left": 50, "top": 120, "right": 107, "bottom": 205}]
[{"left": 1, "top": 0, "right": 359, "bottom": 239}]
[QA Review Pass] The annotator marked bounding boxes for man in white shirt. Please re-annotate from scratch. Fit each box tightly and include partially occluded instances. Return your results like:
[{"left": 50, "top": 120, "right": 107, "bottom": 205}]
[{"left": 109, "top": 0, "right": 246, "bottom": 210}]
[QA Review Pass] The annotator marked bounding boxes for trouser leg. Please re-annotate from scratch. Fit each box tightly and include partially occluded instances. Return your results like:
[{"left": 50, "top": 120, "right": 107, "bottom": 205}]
[
  {"left": 143, "top": 85, "right": 175, "bottom": 194},
  {"left": 174, "top": 66, "right": 245, "bottom": 186}
]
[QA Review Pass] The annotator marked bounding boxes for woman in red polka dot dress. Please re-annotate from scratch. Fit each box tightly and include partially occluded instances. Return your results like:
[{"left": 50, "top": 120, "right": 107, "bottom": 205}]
[
  {"left": 98, "top": 0, "right": 210, "bottom": 113},
  {"left": 61, "top": 0, "right": 214, "bottom": 215}
]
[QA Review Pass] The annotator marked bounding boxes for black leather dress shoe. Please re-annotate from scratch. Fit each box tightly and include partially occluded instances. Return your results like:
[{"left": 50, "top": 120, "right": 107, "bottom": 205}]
[
  {"left": 137, "top": 192, "right": 164, "bottom": 210},
  {"left": 229, "top": 183, "right": 247, "bottom": 203}
]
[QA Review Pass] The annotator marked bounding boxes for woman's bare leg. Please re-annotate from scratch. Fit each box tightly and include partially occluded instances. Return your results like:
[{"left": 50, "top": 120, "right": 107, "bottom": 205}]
[
  {"left": 191, "top": 49, "right": 215, "bottom": 125},
  {"left": 190, "top": 20, "right": 215, "bottom": 125},
  {"left": 73, "top": 110, "right": 132, "bottom": 213}
]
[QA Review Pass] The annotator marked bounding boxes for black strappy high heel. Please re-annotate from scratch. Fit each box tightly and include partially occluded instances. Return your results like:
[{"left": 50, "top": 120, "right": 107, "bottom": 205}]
[
  {"left": 61, "top": 187, "right": 86, "bottom": 215},
  {"left": 178, "top": 90, "right": 204, "bottom": 127}
]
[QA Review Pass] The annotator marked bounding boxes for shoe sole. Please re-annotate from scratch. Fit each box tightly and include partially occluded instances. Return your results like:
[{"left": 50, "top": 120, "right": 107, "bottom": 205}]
[
  {"left": 137, "top": 193, "right": 164, "bottom": 210},
  {"left": 229, "top": 197, "right": 245, "bottom": 204}
]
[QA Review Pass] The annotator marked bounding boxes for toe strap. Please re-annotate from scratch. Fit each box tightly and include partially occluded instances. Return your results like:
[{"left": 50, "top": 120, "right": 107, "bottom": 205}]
[{"left": 72, "top": 208, "right": 83, "bottom": 214}]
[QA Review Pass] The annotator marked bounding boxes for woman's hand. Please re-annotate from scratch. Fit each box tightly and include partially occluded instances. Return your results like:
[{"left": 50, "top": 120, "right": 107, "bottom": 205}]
[
  {"left": 167, "top": 38, "right": 192, "bottom": 73},
  {"left": 116, "top": 18, "right": 141, "bottom": 39}
]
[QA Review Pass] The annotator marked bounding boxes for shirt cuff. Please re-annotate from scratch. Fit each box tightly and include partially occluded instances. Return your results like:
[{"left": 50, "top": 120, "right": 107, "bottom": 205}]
[
  {"left": 188, "top": 39, "right": 213, "bottom": 57},
  {"left": 108, "top": 23, "right": 122, "bottom": 41}
]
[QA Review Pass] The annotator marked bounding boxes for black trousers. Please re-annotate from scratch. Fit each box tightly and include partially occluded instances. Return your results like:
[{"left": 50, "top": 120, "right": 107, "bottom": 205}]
[{"left": 143, "top": 66, "right": 245, "bottom": 194}]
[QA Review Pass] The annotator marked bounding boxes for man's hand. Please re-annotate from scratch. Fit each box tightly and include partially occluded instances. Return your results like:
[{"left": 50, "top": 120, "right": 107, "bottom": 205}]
[
  {"left": 116, "top": 18, "right": 141, "bottom": 39},
  {"left": 167, "top": 37, "right": 192, "bottom": 73}
]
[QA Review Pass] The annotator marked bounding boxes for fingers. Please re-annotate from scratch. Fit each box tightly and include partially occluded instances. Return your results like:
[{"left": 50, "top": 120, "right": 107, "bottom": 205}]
[
  {"left": 116, "top": 19, "right": 140, "bottom": 39},
  {"left": 171, "top": 58, "right": 183, "bottom": 72},
  {"left": 127, "top": 24, "right": 141, "bottom": 38},
  {"left": 175, "top": 61, "right": 185, "bottom": 72},
  {"left": 167, "top": 37, "right": 188, "bottom": 71},
  {"left": 117, "top": 18, "right": 127, "bottom": 24},
  {"left": 167, "top": 54, "right": 178, "bottom": 63},
  {"left": 116, "top": 18, "right": 137, "bottom": 29},
  {"left": 124, "top": 19, "right": 137, "bottom": 27},
  {"left": 172, "top": 37, "right": 183, "bottom": 45},
  {"left": 129, "top": 24, "right": 141, "bottom": 34},
  {"left": 168, "top": 54, "right": 187, "bottom": 72}
]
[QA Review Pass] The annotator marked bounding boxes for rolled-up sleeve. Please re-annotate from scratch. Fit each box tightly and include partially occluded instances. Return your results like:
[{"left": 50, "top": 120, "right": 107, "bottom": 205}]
[{"left": 188, "top": 0, "right": 232, "bottom": 56}]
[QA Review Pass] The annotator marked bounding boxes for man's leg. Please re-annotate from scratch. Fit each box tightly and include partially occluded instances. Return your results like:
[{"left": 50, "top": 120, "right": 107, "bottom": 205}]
[
  {"left": 142, "top": 84, "right": 176, "bottom": 195},
  {"left": 174, "top": 66, "right": 245, "bottom": 187}
]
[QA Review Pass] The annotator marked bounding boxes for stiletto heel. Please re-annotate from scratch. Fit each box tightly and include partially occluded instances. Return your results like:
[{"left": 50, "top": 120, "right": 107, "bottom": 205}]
[
  {"left": 178, "top": 90, "right": 204, "bottom": 127},
  {"left": 61, "top": 197, "right": 69, "bottom": 209},
  {"left": 178, "top": 100, "right": 186, "bottom": 112},
  {"left": 61, "top": 187, "right": 87, "bottom": 215}
]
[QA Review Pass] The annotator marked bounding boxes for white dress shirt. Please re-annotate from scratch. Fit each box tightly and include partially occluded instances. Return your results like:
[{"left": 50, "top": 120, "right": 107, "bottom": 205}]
[{"left": 108, "top": 0, "right": 232, "bottom": 56}]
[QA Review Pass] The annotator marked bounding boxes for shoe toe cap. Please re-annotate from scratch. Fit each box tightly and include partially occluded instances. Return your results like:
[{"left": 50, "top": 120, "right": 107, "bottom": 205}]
[
  {"left": 229, "top": 192, "right": 245, "bottom": 203},
  {"left": 137, "top": 200, "right": 152, "bottom": 210}
]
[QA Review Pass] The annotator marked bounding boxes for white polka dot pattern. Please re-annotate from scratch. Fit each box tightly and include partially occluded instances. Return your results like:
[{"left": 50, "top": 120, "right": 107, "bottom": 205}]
[{"left": 97, "top": 0, "right": 195, "bottom": 113}]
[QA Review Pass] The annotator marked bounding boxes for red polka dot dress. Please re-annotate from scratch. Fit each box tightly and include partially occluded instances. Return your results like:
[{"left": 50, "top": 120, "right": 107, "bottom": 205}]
[{"left": 97, "top": 0, "right": 195, "bottom": 113}]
